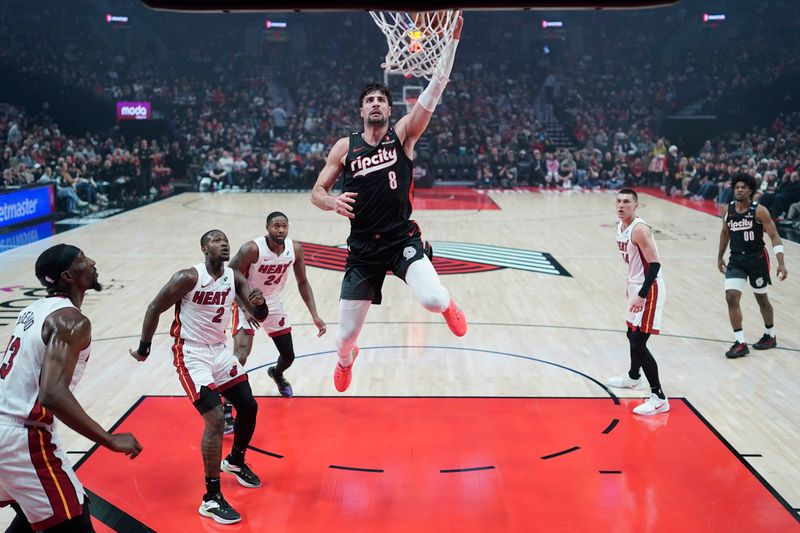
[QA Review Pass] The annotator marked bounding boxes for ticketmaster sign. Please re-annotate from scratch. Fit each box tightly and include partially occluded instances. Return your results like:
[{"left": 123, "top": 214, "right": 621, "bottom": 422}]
[
  {"left": 116, "top": 101, "right": 151, "bottom": 121},
  {"left": 0, "top": 185, "right": 55, "bottom": 229}
]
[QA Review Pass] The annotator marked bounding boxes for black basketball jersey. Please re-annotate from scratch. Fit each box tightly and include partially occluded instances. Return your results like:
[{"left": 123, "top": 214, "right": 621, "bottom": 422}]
[
  {"left": 726, "top": 201, "right": 764, "bottom": 254},
  {"left": 342, "top": 128, "right": 414, "bottom": 238}
]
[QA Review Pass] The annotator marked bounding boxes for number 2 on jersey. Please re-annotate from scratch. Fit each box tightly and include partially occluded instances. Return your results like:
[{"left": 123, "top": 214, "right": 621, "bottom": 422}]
[{"left": 1, "top": 336, "right": 21, "bottom": 379}]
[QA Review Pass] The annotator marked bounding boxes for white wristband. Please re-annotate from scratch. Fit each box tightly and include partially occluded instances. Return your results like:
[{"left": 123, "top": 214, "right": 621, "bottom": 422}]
[
  {"left": 773, "top": 244, "right": 784, "bottom": 255},
  {"left": 418, "top": 77, "right": 446, "bottom": 112}
]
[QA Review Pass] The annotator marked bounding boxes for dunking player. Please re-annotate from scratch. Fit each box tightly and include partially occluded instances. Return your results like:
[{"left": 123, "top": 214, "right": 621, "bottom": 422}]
[
  {"left": 220, "top": 212, "right": 326, "bottom": 431},
  {"left": 310, "top": 16, "right": 466, "bottom": 393},
  {"left": 0, "top": 244, "right": 141, "bottom": 532},
  {"left": 717, "top": 173, "right": 788, "bottom": 359},
  {"left": 129, "top": 230, "right": 268, "bottom": 525},
  {"left": 607, "top": 189, "right": 670, "bottom": 415}
]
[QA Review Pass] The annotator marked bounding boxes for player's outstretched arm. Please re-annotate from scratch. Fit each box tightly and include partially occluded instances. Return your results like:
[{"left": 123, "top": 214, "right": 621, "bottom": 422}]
[
  {"left": 233, "top": 269, "right": 269, "bottom": 320},
  {"left": 41, "top": 309, "right": 142, "bottom": 458},
  {"left": 130, "top": 268, "right": 198, "bottom": 361},
  {"left": 395, "top": 13, "right": 463, "bottom": 149},
  {"left": 293, "top": 241, "right": 326, "bottom": 337},
  {"left": 311, "top": 137, "right": 356, "bottom": 218},
  {"left": 757, "top": 204, "right": 787, "bottom": 280}
]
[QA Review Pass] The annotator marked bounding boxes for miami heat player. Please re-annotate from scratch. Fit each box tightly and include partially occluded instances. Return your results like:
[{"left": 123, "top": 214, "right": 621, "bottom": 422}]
[
  {"left": 607, "top": 189, "right": 670, "bottom": 416},
  {"left": 129, "top": 229, "right": 267, "bottom": 525},
  {"left": 1, "top": 244, "right": 141, "bottom": 532},
  {"left": 229, "top": 211, "right": 326, "bottom": 398}
]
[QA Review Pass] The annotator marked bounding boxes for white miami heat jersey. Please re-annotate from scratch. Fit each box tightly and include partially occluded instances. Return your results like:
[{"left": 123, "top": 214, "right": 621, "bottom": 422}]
[
  {"left": 617, "top": 217, "right": 663, "bottom": 284},
  {"left": 245, "top": 237, "right": 294, "bottom": 305},
  {"left": 171, "top": 263, "right": 236, "bottom": 345},
  {"left": 0, "top": 297, "right": 91, "bottom": 425}
]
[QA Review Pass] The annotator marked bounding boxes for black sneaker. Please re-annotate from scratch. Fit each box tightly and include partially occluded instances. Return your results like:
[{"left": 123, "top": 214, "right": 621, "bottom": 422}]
[
  {"left": 199, "top": 493, "right": 241, "bottom": 524},
  {"left": 268, "top": 367, "right": 293, "bottom": 397},
  {"left": 725, "top": 341, "right": 750, "bottom": 359},
  {"left": 752, "top": 334, "right": 777, "bottom": 350},
  {"left": 223, "top": 402, "right": 235, "bottom": 435},
  {"left": 221, "top": 457, "right": 262, "bottom": 488}
]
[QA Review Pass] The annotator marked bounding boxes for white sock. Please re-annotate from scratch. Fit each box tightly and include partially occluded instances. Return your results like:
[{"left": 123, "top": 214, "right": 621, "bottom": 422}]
[
  {"left": 764, "top": 326, "right": 775, "bottom": 337},
  {"left": 734, "top": 330, "right": 745, "bottom": 343}
]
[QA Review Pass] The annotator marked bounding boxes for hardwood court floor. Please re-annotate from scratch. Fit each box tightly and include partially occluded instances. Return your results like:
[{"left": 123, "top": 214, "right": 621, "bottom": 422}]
[{"left": 1, "top": 189, "right": 798, "bottom": 529}]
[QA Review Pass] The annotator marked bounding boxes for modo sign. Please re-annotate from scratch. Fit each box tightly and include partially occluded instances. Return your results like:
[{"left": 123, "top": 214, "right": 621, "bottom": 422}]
[{"left": 116, "top": 101, "right": 151, "bottom": 121}]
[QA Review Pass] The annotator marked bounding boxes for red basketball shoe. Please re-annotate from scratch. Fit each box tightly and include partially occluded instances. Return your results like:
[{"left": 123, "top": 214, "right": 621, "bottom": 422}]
[
  {"left": 333, "top": 346, "right": 359, "bottom": 392},
  {"left": 442, "top": 299, "right": 467, "bottom": 337}
]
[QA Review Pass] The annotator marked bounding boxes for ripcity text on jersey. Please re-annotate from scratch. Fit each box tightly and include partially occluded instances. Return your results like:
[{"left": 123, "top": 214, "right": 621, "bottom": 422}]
[
  {"left": 342, "top": 128, "right": 415, "bottom": 238},
  {"left": 726, "top": 201, "right": 765, "bottom": 254}
]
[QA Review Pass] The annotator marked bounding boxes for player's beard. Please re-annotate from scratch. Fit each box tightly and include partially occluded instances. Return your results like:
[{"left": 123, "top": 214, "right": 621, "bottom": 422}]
[
  {"left": 92, "top": 273, "right": 103, "bottom": 292},
  {"left": 367, "top": 113, "right": 387, "bottom": 125}
]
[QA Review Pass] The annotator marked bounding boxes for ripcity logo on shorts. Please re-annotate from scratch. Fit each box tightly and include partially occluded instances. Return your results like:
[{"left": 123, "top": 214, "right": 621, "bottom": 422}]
[
  {"left": 298, "top": 241, "right": 571, "bottom": 277},
  {"left": 350, "top": 148, "right": 398, "bottom": 178}
]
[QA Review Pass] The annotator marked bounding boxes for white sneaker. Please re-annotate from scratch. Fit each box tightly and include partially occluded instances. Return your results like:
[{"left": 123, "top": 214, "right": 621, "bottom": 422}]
[
  {"left": 608, "top": 374, "right": 643, "bottom": 389},
  {"left": 633, "top": 394, "right": 670, "bottom": 415}
]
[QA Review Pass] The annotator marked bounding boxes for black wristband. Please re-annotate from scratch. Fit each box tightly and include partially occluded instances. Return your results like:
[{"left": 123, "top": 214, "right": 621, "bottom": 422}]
[
  {"left": 137, "top": 340, "right": 151, "bottom": 357},
  {"left": 252, "top": 303, "right": 269, "bottom": 321},
  {"left": 637, "top": 262, "right": 661, "bottom": 298}
]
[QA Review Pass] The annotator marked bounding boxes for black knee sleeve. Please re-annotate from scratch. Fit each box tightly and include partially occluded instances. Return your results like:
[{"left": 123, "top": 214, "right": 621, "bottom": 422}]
[
  {"left": 272, "top": 332, "right": 295, "bottom": 374},
  {"left": 221, "top": 380, "right": 258, "bottom": 450},
  {"left": 629, "top": 330, "right": 650, "bottom": 354},
  {"left": 222, "top": 380, "right": 256, "bottom": 412},
  {"left": 193, "top": 386, "right": 222, "bottom": 415}
]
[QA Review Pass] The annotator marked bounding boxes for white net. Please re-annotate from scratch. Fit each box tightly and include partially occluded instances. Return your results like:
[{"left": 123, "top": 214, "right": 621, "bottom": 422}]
[{"left": 369, "top": 10, "right": 459, "bottom": 80}]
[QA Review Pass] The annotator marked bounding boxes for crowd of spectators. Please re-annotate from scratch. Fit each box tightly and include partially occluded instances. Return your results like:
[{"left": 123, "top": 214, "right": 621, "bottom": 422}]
[
  {"left": 1, "top": 104, "right": 185, "bottom": 213},
  {"left": 1, "top": 1, "right": 799, "bottom": 230}
]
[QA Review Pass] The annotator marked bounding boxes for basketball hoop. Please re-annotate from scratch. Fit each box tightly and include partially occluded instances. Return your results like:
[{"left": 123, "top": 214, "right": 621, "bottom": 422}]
[{"left": 369, "top": 10, "right": 460, "bottom": 80}]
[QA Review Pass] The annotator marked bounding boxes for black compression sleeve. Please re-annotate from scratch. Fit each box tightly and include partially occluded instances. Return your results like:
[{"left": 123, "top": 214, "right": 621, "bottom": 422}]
[{"left": 637, "top": 262, "right": 661, "bottom": 298}]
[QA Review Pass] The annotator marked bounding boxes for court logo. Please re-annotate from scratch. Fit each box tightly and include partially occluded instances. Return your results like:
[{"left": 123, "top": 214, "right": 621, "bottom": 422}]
[{"left": 300, "top": 241, "right": 571, "bottom": 277}]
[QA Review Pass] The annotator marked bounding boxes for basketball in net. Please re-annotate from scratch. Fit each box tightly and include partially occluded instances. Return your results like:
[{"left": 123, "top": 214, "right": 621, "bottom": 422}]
[
  {"left": 408, "top": 11, "right": 451, "bottom": 35},
  {"left": 369, "top": 10, "right": 460, "bottom": 80}
]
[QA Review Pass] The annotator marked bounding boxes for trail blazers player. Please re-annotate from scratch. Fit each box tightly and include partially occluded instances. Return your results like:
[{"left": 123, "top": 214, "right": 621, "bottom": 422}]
[
  {"left": 718, "top": 173, "right": 787, "bottom": 358},
  {"left": 311, "top": 16, "right": 467, "bottom": 393}
]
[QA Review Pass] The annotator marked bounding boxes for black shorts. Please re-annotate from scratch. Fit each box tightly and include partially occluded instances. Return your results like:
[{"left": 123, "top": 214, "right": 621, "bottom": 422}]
[
  {"left": 340, "top": 229, "right": 431, "bottom": 305},
  {"left": 725, "top": 250, "right": 771, "bottom": 289}
]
